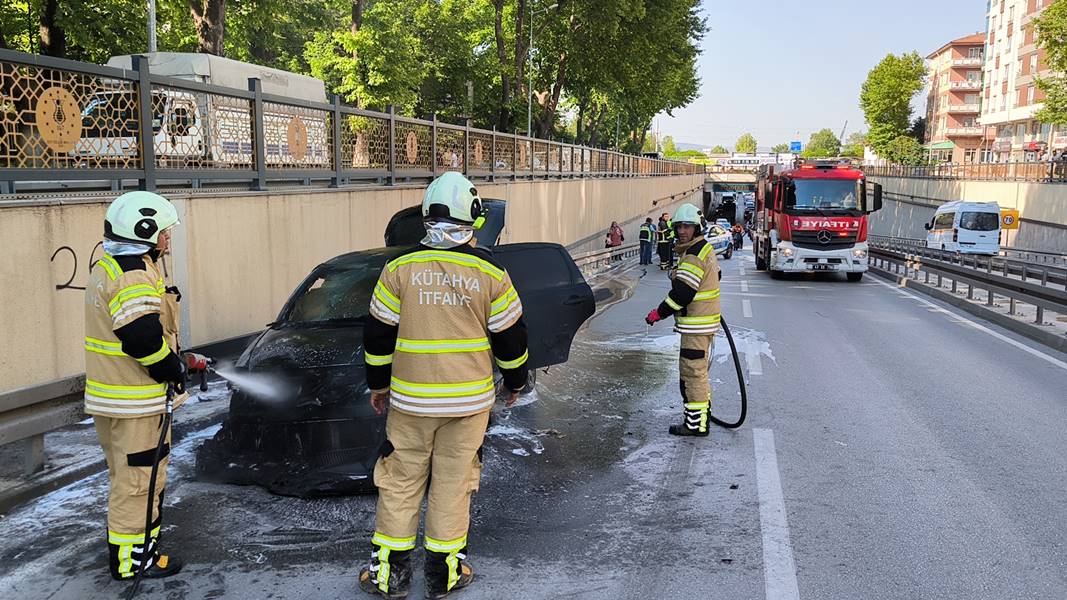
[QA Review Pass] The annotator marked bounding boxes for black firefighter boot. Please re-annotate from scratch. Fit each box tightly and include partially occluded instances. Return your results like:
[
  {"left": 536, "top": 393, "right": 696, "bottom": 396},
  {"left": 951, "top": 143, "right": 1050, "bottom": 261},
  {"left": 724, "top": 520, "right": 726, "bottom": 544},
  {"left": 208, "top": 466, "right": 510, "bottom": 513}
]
[
  {"left": 668, "top": 396, "right": 710, "bottom": 437},
  {"left": 108, "top": 525, "right": 184, "bottom": 580},
  {"left": 359, "top": 548, "right": 412, "bottom": 599},
  {"left": 424, "top": 548, "right": 475, "bottom": 599}
]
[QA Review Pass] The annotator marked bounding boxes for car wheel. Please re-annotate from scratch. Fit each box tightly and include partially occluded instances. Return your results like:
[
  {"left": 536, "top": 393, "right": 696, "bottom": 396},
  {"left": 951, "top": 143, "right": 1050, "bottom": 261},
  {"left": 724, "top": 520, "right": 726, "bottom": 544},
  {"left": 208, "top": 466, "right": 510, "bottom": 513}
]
[{"left": 724, "top": 246, "right": 733, "bottom": 259}]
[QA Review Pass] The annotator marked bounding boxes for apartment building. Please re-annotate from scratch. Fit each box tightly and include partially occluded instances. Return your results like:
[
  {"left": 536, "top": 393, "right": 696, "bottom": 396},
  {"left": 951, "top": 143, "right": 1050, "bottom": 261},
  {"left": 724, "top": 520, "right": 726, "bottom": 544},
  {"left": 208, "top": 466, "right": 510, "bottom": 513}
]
[
  {"left": 980, "top": 0, "right": 1061, "bottom": 161},
  {"left": 925, "top": 33, "right": 986, "bottom": 163}
]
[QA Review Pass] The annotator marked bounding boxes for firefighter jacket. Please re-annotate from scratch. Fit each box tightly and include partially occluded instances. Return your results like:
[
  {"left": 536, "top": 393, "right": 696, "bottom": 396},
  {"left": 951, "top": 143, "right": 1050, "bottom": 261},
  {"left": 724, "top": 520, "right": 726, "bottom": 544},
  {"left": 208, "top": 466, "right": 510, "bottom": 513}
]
[
  {"left": 364, "top": 243, "right": 529, "bottom": 418},
  {"left": 84, "top": 253, "right": 187, "bottom": 418},
  {"left": 653, "top": 238, "right": 722, "bottom": 335},
  {"left": 658, "top": 220, "right": 675, "bottom": 243},
  {"left": 639, "top": 223, "right": 655, "bottom": 242}
]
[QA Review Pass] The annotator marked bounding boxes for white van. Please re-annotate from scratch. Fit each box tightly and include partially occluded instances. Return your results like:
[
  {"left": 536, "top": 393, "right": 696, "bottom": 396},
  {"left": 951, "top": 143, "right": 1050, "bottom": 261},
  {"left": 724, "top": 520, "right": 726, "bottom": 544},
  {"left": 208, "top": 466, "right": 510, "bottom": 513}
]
[{"left": 925, "top": 201, "right": 1001, "bottom": 255}]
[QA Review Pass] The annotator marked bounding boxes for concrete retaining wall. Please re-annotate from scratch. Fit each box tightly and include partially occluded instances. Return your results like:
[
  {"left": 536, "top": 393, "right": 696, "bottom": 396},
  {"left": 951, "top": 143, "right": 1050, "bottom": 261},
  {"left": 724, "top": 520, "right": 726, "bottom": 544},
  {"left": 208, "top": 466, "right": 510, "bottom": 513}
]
[
  {"left": 0, "top": 174, "right": 702, "bottom": 393},
  {"left": 867, "top": 175, "right": 1067, "bottom": 252}
]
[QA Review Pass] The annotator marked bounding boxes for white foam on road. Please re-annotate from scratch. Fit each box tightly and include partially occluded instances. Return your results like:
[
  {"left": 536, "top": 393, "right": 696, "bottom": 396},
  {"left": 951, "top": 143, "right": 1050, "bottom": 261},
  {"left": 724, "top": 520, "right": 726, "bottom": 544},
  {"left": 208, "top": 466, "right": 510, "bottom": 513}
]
[
  {"left": 870, "top": 277, "right": 1067, "bottom": 372},
  {"left": 754, "top": 428, "right": 801, "bottom": 600}
]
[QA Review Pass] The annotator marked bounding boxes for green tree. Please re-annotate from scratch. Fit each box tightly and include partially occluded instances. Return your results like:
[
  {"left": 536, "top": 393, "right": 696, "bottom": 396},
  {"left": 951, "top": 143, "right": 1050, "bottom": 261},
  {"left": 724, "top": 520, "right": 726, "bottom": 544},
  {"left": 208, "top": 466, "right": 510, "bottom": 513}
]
[
  {"left": 662, "top": 135, "right": 677, "bottom": 154},
  {"left": 735, "top": 133, "right": 757, "bottom": 153},
  {"left": 842, "top": 131, "right": 867, "bottom": 158},
  {"left": 860, "top": 51, "right": 927, "bottom": 154},
  {"left": 709, "top": 144, "right": 729, "bottom": 154},
  {"left": 801, "top": 128, "right": 841, "bottom": 157},
  {"left": 770, "top": 142, "right": 790, "bottom": 153},
  {"left": 1035, "top": 0, "right": 1067, "bottom": 124},
  {"left": 881, "top": 135, "right": 926, "bottom": 165}
]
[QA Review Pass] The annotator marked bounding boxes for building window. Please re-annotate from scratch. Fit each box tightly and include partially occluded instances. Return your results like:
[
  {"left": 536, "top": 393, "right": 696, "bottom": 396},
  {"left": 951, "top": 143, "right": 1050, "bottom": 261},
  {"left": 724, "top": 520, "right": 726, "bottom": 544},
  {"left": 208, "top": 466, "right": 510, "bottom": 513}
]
[
  {"left": 964, "top": 149, "right": 978, "bottom": 163},
  {"left": 1031, "top": 54, "right": 1038, "bottom": 74},
  {"left": 1016, "top": 123, "right": 1026, "bottom": 139},
  {"left": 1031, "top": 120, "right": 1041, "bottom": 135},
  {"left": 1029, "top": 85, "right": 1036, "bottom": 105},
  {"left": 969, "top": 47, "right": 982, "bottom": 59}
]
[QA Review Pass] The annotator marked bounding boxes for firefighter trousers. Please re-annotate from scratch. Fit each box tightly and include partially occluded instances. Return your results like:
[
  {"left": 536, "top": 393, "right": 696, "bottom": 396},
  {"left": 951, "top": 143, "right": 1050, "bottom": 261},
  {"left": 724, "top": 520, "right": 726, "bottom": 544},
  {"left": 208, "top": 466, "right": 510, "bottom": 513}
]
[
  {"left": 370, "top": 409, "right": 489, "bottom": 593},
  {"left": 94, "top": 414, "right": 171, "bottom": 579},
  {"left": 678, "top": 333, "right": 715, "bottom": 433}
]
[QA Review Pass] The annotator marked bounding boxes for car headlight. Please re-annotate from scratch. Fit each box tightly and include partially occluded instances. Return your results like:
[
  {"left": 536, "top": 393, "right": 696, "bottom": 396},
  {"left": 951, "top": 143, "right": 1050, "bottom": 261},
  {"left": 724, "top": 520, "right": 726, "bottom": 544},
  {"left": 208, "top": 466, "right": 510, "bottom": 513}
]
[
  {"left": 779, "top": 247, "right": 794, "bottom": 257},
  {"left": 852, "top": 249, "right": 868, "bottom": 259}
]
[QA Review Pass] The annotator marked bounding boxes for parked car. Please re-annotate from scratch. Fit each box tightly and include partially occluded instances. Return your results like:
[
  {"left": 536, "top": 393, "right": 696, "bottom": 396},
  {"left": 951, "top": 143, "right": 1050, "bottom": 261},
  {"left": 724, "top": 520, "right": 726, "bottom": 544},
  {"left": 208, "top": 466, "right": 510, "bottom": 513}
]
[
  {"left": 705, "top": 224, "right": 733, "bottom": 259},
  {"left": 196, "top": 200, "right": 597, "bottom": 497},
  {"left": 925, "top": 201, "right": 1001, "bottom": 255},
  {"left": 715, "top": 218, "right": 732, "bottom": 230}
]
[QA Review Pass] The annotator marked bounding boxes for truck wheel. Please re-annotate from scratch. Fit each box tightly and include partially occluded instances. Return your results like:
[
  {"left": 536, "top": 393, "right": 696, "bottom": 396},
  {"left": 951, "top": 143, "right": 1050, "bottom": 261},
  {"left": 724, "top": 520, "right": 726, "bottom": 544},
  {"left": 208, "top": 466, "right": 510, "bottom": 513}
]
[
  {"left": 847, "top": 272, "right": 863, "bottom": 282},
  {"left": 755, "top": 243, "right": 767, "bottom": 270},
  {"left": 769, "top": 268, "right": 783, "bottom": 280}
]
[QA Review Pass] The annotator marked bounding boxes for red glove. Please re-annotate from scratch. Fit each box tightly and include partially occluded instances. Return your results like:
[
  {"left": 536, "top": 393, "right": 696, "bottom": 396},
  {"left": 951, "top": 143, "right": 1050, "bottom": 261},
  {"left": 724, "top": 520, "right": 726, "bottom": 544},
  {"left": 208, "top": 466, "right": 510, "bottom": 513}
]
[
  {"left": 645, "top": 309, "right": 662, "bottom": 326},
  {"left": 183, "top": 352, "right": 211, "bottom": 372}
]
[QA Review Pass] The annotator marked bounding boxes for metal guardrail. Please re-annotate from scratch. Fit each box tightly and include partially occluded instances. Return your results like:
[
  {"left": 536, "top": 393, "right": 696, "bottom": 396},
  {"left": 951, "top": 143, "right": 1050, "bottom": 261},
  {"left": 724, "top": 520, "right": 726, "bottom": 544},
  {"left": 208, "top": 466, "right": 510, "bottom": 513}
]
[
  {"left": 0, "top": 48, "right": 701, "bottom": 196},
  {"left": 869, "top": 236, "right": 1067, "bottom": 280},
  {"left": 863, "top": 161, "right": 1067, "bottom": 183},
  {"left": 572, "top": 243, "right": 641, "bottom": 274},
  {"left": 868, "top": 237, "right": 1067, "bottom": 326},
  {"left": 0, "top": 375, "right": 85, "bottom": 475}
]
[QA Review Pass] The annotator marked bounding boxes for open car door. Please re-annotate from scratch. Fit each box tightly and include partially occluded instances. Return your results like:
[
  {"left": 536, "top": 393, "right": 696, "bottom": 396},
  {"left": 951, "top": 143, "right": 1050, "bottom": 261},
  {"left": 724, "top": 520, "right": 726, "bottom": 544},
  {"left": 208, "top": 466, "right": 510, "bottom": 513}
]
[
  {"left": 491, "top": 243, "right": 595, "bottom": 369},
  {"left": 384, "top": 199, "right": 506, "bottom": 247}
]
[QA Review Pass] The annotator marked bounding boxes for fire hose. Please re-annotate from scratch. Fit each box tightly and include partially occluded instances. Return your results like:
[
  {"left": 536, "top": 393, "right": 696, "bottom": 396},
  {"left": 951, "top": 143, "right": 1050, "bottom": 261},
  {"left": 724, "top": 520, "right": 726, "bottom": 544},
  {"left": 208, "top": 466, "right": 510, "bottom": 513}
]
[
  {"left": 708, "top": 316, "right": 747, "bottom": 429},
  {"left": 126, "top": 358, "right": 213, "bottom": 599}
]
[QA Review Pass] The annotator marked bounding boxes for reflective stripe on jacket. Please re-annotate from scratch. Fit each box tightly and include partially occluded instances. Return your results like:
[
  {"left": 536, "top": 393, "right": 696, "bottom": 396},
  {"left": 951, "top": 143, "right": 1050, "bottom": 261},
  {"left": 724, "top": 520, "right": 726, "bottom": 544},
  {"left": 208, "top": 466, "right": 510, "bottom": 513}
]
[
  {"left": 84, "top": 254, "right": 186, "bottom": 417},
  {"left": 663, "top": 240, "right": 722, "bottom": 335},
  {"left": 368, "top": 247, "right": 526, "bottom": 417}
]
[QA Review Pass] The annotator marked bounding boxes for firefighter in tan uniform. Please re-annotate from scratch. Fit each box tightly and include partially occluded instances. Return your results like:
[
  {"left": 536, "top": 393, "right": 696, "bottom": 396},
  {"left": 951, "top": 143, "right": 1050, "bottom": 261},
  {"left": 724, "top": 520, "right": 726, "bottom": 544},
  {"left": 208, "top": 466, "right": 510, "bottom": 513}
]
[
  {"left": 85, "top": 191, "right": 206, "bottom": 580},
  {"left": 645, "top": 204, "right": 722, "bottom": 436},
  {"left": 359, "top": 172, "right": 529, "bottom": 599}
]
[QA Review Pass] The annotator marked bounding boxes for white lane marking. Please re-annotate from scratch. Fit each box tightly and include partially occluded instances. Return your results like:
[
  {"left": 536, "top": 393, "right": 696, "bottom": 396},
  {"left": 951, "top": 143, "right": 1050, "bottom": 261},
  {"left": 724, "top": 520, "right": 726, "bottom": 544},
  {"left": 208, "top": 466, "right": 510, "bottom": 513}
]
[
  {"left": 743, "top": 298, "right": 753, "bottom": 318},
  {"left": 754, "top": 428, "right": 801, "bottom": 600},
  {"left": 741, "top": 280, "right": 750, "bottom": 293},
  {"left": 870, "top": 277, "right": 1067, "bottom": 372}
]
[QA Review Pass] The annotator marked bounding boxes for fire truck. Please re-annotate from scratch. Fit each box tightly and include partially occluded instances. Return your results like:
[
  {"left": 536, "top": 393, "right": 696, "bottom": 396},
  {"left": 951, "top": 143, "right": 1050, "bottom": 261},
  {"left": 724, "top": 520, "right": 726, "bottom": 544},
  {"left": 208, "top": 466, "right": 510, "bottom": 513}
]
[{"left": 753, "top": 160, "right": 882, "bottom": 281}]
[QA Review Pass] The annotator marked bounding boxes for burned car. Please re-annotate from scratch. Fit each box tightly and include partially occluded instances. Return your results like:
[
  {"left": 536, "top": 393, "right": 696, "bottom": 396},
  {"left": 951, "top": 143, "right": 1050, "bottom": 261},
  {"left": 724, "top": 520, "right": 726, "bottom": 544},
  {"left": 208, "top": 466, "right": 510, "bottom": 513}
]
[{"left": 196, "top": 201, "right": 595, "bottom": 496}]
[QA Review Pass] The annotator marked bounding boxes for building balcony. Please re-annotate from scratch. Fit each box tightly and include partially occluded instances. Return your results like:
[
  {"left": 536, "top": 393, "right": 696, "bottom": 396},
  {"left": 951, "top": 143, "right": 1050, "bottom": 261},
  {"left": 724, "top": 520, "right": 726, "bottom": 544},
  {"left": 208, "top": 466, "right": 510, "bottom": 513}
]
[
  {"left": 947, "top": 103, "right": 982, "bottom": 114},
  {"left": 950, "top": 80, "right": 983, "bottom": 90},
  {"left": 945, "top": 127, "right": 985, "bottom": 136},
  {"left": 952, "top": 57, "right": 984, "bottom": 67}
]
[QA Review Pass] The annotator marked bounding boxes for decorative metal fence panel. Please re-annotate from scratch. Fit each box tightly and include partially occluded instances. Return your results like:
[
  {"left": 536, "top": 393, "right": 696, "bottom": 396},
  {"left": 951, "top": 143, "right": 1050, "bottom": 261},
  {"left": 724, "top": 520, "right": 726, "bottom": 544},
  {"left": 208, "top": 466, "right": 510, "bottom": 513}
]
[{"left": 0, "top": 48, "right": 702, "bottom": 194}]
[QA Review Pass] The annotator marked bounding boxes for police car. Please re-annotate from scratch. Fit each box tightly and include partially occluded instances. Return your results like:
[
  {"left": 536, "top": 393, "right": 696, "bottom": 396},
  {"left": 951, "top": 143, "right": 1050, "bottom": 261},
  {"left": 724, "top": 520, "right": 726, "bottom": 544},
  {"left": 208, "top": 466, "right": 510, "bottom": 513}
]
[{"left": 705, "top": 223, "right": 733, "bottom": 259}]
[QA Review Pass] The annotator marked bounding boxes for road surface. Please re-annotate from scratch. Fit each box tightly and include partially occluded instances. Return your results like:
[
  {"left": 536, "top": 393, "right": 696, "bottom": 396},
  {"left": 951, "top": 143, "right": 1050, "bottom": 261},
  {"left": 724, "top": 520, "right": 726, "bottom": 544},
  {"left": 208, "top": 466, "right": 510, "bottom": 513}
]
[{"left": 1, "top": 248, "right": 1065, "bottom": 599}]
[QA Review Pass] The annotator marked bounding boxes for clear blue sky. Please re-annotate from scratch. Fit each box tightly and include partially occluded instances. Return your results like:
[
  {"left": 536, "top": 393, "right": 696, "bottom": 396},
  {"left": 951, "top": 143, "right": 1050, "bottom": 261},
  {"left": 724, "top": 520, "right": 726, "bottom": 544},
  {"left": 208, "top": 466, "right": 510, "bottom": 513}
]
[{"left": 656, "top": 0, "right": 987, "bottom": 149}]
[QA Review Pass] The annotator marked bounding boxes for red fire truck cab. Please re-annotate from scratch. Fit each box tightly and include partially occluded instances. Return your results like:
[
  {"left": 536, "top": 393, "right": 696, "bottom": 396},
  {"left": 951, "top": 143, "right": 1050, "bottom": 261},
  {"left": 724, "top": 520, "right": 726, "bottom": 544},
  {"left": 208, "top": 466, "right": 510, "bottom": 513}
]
[{"left": 753, "top": 160, "right": 882, "bottom": 281}]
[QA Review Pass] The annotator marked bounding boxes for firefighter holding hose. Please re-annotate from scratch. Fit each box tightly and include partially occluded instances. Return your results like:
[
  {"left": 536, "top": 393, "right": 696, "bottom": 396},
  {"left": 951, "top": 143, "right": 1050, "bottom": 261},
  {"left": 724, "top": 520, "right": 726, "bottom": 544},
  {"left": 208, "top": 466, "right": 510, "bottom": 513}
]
[
  {"left": 645, "top": 203, "right": 722, "bottom": 436},
  {"left": 84, "top": 191, "right": 208, "bottom": 580}
]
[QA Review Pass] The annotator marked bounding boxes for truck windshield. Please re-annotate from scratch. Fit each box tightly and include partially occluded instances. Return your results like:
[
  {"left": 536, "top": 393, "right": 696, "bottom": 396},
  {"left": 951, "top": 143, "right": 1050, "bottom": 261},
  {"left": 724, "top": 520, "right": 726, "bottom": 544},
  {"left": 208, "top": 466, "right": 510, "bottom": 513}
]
[
  {"left": 959, "top": 211, "right": 999, "bottom": 231},
  {"left": 786, "top": 180, "right": 859, "bottom": 211}
]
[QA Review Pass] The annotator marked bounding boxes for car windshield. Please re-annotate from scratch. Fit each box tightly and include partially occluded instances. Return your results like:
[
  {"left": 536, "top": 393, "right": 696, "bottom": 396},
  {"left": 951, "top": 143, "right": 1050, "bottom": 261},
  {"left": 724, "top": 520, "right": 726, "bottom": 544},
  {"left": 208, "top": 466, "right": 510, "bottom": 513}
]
[
  {"left": 282, "top": 259, "right": 386, "bottom": 325},
  {"left": 787, "top": 179, "right": 859, "bottom": 210},
  {"left": 959, "top": 211, "right": 999, "bottom": 231}
]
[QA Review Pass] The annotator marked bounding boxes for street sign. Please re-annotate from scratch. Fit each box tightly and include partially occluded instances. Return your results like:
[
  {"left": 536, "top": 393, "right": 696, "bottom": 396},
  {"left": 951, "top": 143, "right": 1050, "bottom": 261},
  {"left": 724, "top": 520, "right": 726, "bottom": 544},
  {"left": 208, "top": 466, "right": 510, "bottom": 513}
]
[
  {"left": 789, "top": 141, "right": 802, "bottom": 153},
  {"left": 1001, "top": 209, "right": 1020, "bottom": 230}
]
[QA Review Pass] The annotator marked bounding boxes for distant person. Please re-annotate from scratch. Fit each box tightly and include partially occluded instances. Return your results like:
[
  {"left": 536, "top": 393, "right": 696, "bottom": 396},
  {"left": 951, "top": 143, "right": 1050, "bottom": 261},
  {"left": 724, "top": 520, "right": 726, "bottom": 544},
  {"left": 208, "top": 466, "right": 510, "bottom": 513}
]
[
  {"left": 657, "top": 212, "right": 675, "bottom": 270},
  {"left": 606, "top": 221, "right": 625, "bottom": 261},
  {"left": 639, "top": 218, "right": 655, "bottom": 265}
]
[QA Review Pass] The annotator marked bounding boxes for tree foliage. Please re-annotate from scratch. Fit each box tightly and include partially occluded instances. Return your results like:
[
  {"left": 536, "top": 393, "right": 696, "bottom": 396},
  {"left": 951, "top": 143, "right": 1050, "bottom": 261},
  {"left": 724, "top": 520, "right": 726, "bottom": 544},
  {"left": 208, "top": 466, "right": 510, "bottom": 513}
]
[
  {"left": 735, "top": 133, "right": 757, "bottom": 154},
  {"left": 881, "top": 135, "right": 926, "bottom": 165},
  {"left": 860, "top": 52, "right": 926, "bottom": 154},
  {"left": 1035, "top": 0, "right": 1067, "bottom": 125},
  {"left": 801, "top": 128, "right": 840, "bottom": 158},
  {"left": 841, "top": 131, "right": 867, "bottom": 158},
  {"left": 770, "top": 142, "right": 790, "bottom": 153},
  {"left": 2, "top": 0, "right": 705, "bottom": 150},
  {"left": 709, "top": 145, "right": 729, "bottom": 154}
]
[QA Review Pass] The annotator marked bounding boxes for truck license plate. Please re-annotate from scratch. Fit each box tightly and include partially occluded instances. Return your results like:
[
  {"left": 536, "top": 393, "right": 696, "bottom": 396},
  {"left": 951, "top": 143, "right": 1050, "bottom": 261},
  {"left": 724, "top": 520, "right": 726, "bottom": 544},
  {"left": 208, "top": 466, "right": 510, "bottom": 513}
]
[{"left": 811, "top": 264, "right": 836, "bottom": 271}]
